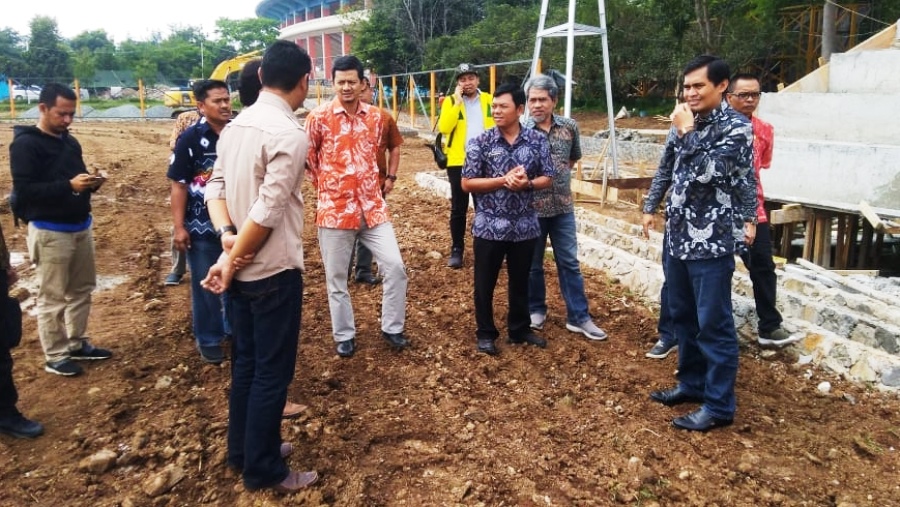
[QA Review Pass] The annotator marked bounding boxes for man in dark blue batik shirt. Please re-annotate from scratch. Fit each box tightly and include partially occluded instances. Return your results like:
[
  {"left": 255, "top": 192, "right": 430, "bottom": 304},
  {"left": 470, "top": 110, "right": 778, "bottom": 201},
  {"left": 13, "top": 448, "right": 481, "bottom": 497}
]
[
  {"left": 168, "top": 79, "right": 233, "bottom": 365},
  {"left": 642, "top": 55, "right": 756, "bottom": 432},
  {"left": 461, "top": 83, "right": 557, "bottom": 356}
]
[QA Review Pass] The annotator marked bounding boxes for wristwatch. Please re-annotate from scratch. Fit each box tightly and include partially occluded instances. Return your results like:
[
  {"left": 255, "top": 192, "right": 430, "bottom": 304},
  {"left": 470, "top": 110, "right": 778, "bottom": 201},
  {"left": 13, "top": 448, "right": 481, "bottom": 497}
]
[
  {"left": 386, "top": 174, "right": 397, "bottom": 182},
  {"left": 217, "top": 225, "right": 237, "bottom": 237}
]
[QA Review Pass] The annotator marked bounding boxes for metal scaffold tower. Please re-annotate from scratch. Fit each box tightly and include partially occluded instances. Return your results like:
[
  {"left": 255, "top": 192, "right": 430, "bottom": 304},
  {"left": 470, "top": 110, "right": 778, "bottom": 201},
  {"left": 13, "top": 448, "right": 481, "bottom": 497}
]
[{"left": 530, "top": 0, "right": 618, "bottom": 176}]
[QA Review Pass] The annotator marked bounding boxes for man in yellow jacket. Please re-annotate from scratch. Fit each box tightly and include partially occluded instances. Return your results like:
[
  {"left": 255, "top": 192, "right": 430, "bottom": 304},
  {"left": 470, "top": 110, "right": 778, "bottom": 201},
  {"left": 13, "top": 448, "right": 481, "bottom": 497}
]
[{"left": 437, "top": 63, "right": 495, "bottom": 268}]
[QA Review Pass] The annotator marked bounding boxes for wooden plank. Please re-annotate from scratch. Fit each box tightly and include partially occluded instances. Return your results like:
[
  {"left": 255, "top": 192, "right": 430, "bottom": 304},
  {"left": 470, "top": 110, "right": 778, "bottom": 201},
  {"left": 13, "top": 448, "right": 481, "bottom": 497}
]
[
  {"left": 584, "top": 177, "right": 655, "bottom": 190},
  {"left": 835, "top": 215, "right": 849, "bottom": 269},
  {"left": 795, "top": 258, "right": 895, "bottom": 306},
  {"left": 802, "top": 214, "right": 815, "bottom": 261},
  {"left": 813, "top": 214, "right": 831, "bottom": 267},
  {"left": 779, "top": 223, "right": 794, "bottom": 259},
  {"left": 858, "top": 200, "right": 885, "bottom": 231},
  {"left": 770, "top": 204, "right": 811, "bottom": 225},
  {"left": 858, "top": 221, "right": 873, "bottom": 268},
  {"left": 570, "top": 178, "right": 607, "bottom": 200},
  {"left": 831, "top": 269, "right": 879, "bottom": 276}
]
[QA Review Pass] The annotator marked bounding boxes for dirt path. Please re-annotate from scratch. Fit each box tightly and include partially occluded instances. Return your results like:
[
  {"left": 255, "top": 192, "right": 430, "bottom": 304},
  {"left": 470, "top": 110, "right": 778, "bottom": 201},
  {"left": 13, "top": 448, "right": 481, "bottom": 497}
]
[{"left": 0, "top": 121, "right": 897, "bottom": 506}]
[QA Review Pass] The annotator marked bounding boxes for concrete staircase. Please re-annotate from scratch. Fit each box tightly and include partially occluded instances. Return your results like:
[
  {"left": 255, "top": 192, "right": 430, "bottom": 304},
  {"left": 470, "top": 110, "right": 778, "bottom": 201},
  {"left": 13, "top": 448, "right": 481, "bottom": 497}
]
[{"left": 756, "top": 21, "right": 900, "bottom": 218}]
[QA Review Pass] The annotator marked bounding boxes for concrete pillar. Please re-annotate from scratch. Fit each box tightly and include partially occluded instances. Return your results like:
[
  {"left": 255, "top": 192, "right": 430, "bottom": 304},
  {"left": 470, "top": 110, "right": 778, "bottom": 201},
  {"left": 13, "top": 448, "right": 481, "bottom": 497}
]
[
  {"left": 822, "top": 1, "right": 837, "bottom": 62},
  {"left": 342, "top": 32, "right": 352, "bottom": 54},
  {"left": 323, "top": 33, "right": 332, "bottom": 79},
  {"left": 893, "top": 18, "right": 900, "bottom": 49}
]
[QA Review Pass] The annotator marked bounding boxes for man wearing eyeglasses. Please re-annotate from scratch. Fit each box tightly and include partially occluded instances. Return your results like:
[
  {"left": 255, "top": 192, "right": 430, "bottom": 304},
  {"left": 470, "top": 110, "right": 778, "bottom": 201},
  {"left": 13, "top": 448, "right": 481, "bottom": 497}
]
[{"left": 726, "top": 74, "right": 801, "bottom": 349}]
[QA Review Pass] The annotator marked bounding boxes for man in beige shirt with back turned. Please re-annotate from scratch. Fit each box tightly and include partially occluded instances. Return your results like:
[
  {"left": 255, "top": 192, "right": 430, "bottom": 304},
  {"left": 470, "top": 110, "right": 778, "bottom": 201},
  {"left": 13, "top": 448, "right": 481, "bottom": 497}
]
[{"left": 202, "top": 40, "right": 318, "bottom": 494}]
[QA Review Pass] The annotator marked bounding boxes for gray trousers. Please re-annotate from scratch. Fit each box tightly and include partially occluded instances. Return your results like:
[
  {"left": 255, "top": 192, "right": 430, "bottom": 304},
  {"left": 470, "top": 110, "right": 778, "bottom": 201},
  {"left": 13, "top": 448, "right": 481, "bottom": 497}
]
[{"left": 318, "top": 222, "right": 407, "bottom": 342}]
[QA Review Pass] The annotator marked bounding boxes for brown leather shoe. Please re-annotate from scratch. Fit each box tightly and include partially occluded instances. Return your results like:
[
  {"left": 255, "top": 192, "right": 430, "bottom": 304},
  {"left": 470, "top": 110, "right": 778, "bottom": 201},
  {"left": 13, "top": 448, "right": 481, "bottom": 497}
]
[
  {"left": 282, "top": 401, "right": 308, "bottom": 419},
  {"left": 272, "top": 470, "right": 319, "bottom": 493}
]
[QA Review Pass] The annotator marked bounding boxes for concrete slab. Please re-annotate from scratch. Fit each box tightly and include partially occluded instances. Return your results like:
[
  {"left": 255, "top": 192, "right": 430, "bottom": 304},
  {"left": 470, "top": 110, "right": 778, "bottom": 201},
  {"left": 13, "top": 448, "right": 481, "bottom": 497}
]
[
  {"left": 762, "top": 139, "right": 900, "bottom": 217},
  {"left": 829, "top": 50, "right": 900, "bottom": 94},
  {"left": 756, "top": 92, "right": 900, "bottom": 145}
]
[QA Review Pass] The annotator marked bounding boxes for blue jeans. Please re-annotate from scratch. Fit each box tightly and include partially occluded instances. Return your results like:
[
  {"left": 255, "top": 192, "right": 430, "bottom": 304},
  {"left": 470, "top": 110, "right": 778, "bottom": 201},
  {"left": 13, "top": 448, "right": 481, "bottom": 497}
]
[
  {"left": 185, "top": 236, "right": 230, "bottom": 347},
  {"left": 528, "top": 213, "right": 591, "bottom": 325},
  {"left": 658, "top": 238, "right": 676, "bottom": 347},
  {"left": 226, "top": 269, "right": 302, "bottom": 489},
  {"left": 668, "top": 255, "right": 739, "bottom": 420}
]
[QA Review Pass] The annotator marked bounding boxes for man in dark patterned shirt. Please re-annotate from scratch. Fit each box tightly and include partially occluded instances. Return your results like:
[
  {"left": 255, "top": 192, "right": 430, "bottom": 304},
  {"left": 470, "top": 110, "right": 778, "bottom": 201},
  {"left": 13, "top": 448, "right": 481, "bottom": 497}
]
[
  {"left": 523, "top": 75, "right": 607, "bottom": 341},
  {"left": 168, "top": 79, "right": 232, "bottom": 365},
  {"left": 461, "top": 83, "right": 557, "bottom": 356},
  {"left": 641, "top": 55, "right": 756, "bottom": 432}
]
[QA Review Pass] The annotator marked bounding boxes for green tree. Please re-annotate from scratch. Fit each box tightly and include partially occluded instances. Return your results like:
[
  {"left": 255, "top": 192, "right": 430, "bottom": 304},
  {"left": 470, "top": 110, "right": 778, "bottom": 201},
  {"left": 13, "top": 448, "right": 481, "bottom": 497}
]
[
  {"left": 215, "top": 17, "right": 279, "bottom": 53},
  {"left": 24, "top": 16, "right": 72, "bottom": 83},
  {"left": 72, "top": 48, "right": 97, "bottom": 87},
  {"left": 70, "top": 29, "right": 117, "bottom": 69},
  {"left": 0, "top": 28, "right": 26, "bottom": 77}
]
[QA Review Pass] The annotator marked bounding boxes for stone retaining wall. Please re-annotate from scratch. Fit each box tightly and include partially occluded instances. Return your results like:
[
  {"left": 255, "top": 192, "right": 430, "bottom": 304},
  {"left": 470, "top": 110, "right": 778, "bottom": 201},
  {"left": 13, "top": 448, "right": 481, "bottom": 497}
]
[{"left": 416, "top": 170, "right": 900, "bottom": 390}]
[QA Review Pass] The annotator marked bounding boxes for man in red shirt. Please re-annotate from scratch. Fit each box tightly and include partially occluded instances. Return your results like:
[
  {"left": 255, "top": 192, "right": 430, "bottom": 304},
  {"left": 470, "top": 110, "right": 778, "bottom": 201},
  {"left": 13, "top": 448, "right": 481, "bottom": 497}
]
[
  {"left": 305, "top": 55, "right": 410, "bottom": 358},
  {"left": 727, "top": 73, "right": 799, "bottom": 348},
  {"left": 352, "top": 77, "right": 404, "bottom": 285}
]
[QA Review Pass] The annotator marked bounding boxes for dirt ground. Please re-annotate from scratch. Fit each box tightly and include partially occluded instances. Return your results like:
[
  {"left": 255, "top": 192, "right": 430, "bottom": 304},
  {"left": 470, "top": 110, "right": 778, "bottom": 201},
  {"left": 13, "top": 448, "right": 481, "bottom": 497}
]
[{"left": 0, "top": 119, "right": 898, "bottom": 507}]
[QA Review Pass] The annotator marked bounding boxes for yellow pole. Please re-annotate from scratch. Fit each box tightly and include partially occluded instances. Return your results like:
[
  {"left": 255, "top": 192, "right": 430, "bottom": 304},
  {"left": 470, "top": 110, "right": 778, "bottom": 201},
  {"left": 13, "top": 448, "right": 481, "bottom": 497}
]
[
  {"left": 139, "top": 79, "right": 145, "bottom": 118},
  {"left": 8, "top": 79, "right": 15, "bottom": 119},
  {"left": 490, "top": 65, "right": 496, "bottom": 95},
  {"left": 74, "top": 78, "right": 82, "bottom": 118},
  {"left": 378, "top": 79, "right": 385, "bottom": 109},
  {"left": 536, "top": 58, "right": 542, "bottom": 74},
  {"left": 430, "top": 71, "right": 436, "bottom": 127},
  {"left": 391, "top": 75, "right": 398, "bottom": 118},
  {"left": 408, "top": 75, "right": 415, "bottom": 128}
]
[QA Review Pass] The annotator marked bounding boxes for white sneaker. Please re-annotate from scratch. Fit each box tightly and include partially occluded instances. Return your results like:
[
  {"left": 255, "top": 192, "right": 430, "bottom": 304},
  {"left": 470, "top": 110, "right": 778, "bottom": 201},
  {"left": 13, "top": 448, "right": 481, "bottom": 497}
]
[
  {"left": 566, "top": 320, "right": 608, "bottom": 341},
  {"left": 530, "top": 313, "right": 546, "bottom": 330}
]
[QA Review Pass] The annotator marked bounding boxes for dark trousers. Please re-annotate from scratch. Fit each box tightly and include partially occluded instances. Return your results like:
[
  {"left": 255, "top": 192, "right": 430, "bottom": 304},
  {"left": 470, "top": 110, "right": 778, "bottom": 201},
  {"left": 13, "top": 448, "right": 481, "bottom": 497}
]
[
  {"left": 740, "top": 222, "right": 782, "bottom": 334},
  {"left": 0, "top": 274, "right": 19, "bottom": 418},
  {"left": 226, "top": 269, "right": 302, "bottom": 489},
  {"left": 473, "top": 236, "right": 537, "bottom": 341},
  {"left": 668, "top": 255, "right": 739, "bottom": 420},
  {"left": 446, "top": 166, "right": 471, "bottom": 250},
  {"left": 657, "top": 236, "right": 675, "bottom": 346}
]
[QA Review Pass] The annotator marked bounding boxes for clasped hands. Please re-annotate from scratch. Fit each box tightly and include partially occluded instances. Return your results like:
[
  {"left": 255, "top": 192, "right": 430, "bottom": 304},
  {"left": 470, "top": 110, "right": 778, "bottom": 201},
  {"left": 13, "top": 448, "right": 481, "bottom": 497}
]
[
  {"left": 201, "top": 234, "right": 255, "bottom": 295},
  {"left": 502, "top": 165, "right": 530, "bottom": 191}
]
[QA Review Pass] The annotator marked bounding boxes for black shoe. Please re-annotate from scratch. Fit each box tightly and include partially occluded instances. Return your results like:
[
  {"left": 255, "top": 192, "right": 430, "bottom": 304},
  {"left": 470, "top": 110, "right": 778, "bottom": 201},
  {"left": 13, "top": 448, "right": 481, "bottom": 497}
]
[
  {"left": 672, "top": 408, "right": 733, "bottom": 432},
  {"left": 476, "top": 338, "right": 498, "bottom": 356},
  {"left": 650, "top": 386, "right": 704, "bottom": 407},
  {"left": 198, "top": 345, "right": 225, "bottom": 365},
  {"left": 448, "top": 248, "right": 463, "bottom": 269},
  {"left": 44, "top": 359, "right": 83, "bottom": 376},
  {"left": 0, "top": 413, "right": 45, "bottom": 439},
  {"left": 336, "top": 339, "right": 356, "bottom": 358},
  {"left": 354, "top": 272, "right": 382, "bottom": 285},
  {"left": 70, "top": 343, "right": 112, "bottom": 361},
  {"left": 382, "top": 332, "right": 409, "bottom": 349},
  {"left": 507, "top": 332, "right": 547, "bottom": 348}
]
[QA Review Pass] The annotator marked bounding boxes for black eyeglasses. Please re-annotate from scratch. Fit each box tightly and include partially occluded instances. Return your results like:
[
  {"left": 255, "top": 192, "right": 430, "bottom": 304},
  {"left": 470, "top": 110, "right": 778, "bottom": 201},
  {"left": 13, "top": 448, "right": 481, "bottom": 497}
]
[{"left": 729, "top": 92, "right": 761, "bottom": 100}]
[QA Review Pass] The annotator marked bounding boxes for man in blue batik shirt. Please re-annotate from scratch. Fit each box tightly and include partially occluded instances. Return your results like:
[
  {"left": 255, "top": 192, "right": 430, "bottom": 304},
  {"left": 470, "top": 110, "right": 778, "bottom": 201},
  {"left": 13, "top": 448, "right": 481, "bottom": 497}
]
[
  {"left": 461, "top": 83, "right": 557, "bottom": 356},
  {"left": 168, "top": 80, "right": 233, "bottom": 365},
  {"left": 641, "top": 55, "right": 756, "bottom": 432}
]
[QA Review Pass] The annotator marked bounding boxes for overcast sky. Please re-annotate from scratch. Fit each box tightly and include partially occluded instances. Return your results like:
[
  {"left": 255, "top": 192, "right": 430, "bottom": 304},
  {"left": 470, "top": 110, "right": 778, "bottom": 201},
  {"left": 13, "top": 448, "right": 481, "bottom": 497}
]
[{"left": 6, "top": 1, "right": 260, "bottom": 42}]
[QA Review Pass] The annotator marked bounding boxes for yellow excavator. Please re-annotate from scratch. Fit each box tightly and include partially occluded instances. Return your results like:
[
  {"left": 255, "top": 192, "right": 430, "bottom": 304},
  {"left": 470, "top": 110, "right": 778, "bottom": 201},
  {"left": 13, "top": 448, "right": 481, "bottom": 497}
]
[{"left": 163, "top": 50, "right": 261, "bottom": 116}]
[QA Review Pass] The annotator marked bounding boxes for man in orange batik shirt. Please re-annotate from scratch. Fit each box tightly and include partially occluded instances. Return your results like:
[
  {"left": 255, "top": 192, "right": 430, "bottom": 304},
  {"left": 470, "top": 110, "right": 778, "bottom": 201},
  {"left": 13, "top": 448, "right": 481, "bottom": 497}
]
[{"left": 305, "top": 55, "right": 410, "bottom": 359}]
